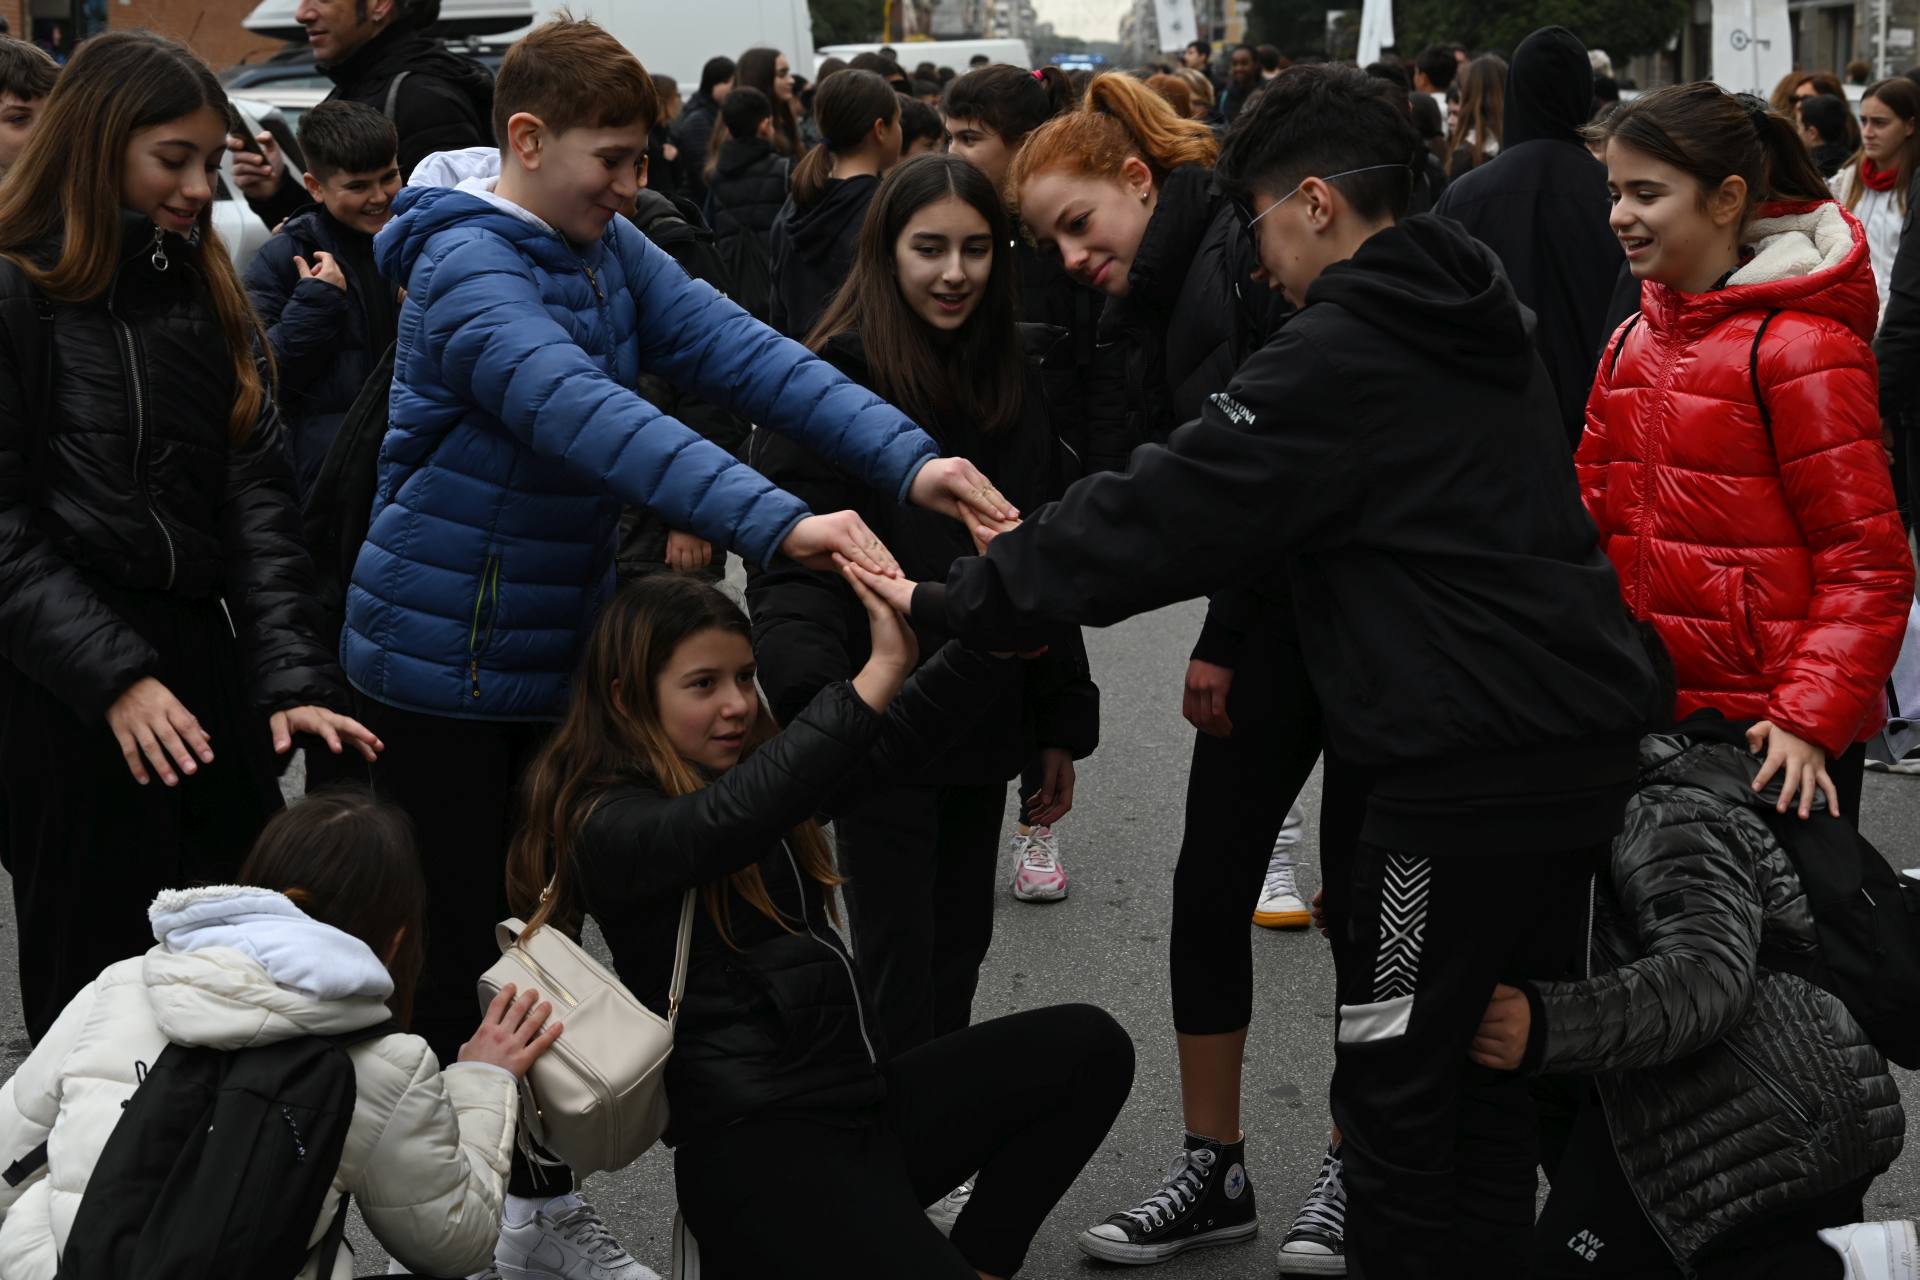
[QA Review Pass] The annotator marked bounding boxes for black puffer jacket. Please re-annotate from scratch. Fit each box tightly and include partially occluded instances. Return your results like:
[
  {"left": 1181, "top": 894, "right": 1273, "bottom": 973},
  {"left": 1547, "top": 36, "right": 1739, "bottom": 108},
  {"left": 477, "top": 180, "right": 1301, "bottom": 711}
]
[
  {"left": 672, "top": 92, "right": 722, "bottom": 204},
  {"left": 0, "top": 216, "right": 347, "bottom": 722},
  {"left": 321, "top": 25, "right": 495, "bottom": 177},
  {"left": 243, "top": 203, "right": 398, "bottom": 499},
  {"left": 707, "top": 137, "right": 790, "bottom": 241},
  {"left": 571, "top": 643, "right": 1005, "bottom": 1140},
  {"left": 746, "top": 326, "right": 1098, "bottom": 785},
  {"left": 1530, "top": 728, "right": 1905, "bottom": 1263}
]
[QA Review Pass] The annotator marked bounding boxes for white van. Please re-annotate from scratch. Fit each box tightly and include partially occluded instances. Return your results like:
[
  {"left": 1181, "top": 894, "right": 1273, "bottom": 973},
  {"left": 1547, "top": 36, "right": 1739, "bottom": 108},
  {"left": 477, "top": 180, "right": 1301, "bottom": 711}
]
[
  {"left": 816, "top": 37, "right": 1031, "bottom": 74},
  {"left": 240, "top": 0, "right": 815, "bottom": 88}
]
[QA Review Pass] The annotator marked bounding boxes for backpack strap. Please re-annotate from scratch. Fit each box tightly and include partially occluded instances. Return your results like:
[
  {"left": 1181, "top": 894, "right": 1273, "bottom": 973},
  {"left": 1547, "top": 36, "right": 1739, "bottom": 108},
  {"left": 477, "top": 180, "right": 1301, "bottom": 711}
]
[
  {"left": 1750, "top": 308, "right": 1783, "bottom": 437},
  {"left": 309, "top": 1019, "right": 401, "bottom": 1278},
  {"left": 1604, "top": 312, "right": 1640, "bottom": 381},
  {"left": 665, "top": 890, "right": 696, "bottom": 1024},
  {"left": 382, "top": 70, "right": 411, "bottom": 122}
]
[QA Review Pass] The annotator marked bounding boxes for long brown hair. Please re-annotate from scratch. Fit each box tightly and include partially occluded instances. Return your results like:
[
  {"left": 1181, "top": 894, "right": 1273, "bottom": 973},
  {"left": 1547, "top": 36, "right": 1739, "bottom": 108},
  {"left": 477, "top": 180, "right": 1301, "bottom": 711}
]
[
  {"left": 736, "top": 46, "right": 799, "bottom": 155},
  {"left": 790, "top": 69, "right": 898, "bottom": 210},
  {"left": 1595, "top": 81, "right": 1832, "bottom": 222},
  {"left": 239, "top": 788, "right": 428, "bottom": 1029},
  {"left": 507, "top": 577, "right": 841, "bottom": 948},
  {"left": 0, "top": 31, "right": 268, "bottom": 442},
  {"left": 1006, "top": 71, "right": 1217, "bottom": 216},
  {"left": 1447, "top": 54, "right": 1506, "bottom": 178},
  {"left": 1847, "top": 77, "right": 1920, "bottom": 215},
  {"left": 808, "top": 153, "right": 1025, "bottom": 436}
]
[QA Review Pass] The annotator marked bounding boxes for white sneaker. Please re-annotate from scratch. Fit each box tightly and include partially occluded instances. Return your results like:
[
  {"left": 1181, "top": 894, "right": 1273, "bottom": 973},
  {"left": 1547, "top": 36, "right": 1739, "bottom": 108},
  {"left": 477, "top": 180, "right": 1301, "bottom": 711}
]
[
  {"left": 926, "top": 1176, "right": 975, "bottom": 1235},
  {"left": 496, "top": 1193, "right": 660, "bottom": 1280},
  {"left": 1821, "top": 1220, "right": 1919, "bottom": 1279},
  {"left": 1254, "top": 808, "right": 1309, "bottom": 929},
  {"left": 1903, "top": 868, "right": 1920, "bottom": 884},
  {"left": 1009, "top": 827, "right": 1068, "bottom": 902}
]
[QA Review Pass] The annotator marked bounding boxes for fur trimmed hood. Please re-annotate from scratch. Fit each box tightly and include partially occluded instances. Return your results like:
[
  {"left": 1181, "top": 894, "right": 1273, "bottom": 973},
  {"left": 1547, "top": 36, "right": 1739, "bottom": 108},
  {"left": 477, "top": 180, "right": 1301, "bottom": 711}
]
[
  {"left": 1641, "top": 199, "right": 1878, "bottom": 343},
  {"left": 141, "top": 885, "right": 393, "bottom": 1048}
]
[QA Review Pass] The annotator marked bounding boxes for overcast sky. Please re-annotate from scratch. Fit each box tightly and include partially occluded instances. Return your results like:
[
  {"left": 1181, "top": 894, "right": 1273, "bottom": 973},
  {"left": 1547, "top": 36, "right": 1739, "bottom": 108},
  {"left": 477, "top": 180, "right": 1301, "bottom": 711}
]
[{"left": 1030, "top": 0, "right": 1128, "bottom": 44}]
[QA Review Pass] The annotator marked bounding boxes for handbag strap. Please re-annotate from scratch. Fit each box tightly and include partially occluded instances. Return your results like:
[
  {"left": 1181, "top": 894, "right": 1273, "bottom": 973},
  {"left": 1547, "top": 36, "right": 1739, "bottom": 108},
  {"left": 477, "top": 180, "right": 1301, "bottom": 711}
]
[{"left": 665, "top": 889, "right": 696, "bottom": 1025}]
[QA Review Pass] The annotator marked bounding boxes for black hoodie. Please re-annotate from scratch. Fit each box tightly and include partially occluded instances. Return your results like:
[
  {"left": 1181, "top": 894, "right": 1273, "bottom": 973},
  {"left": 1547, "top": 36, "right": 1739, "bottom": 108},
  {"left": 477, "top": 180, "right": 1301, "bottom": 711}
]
[
  {"left": 1433, "top": 27, "right": 1620, "bottom": 448},
  {"left": 321, "top": 24, "right": 495, "bottom": 178},
  {"left": 915, "top": 215, "right": 1660, "bottom": 854},
  {"left": 767, "top": 175, "right": 879, "bottom": 338}
]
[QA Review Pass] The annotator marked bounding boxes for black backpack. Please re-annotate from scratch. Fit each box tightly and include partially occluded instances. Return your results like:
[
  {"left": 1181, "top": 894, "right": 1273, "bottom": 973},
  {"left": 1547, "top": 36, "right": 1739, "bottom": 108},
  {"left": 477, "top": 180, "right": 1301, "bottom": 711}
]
[
  {"left": 56, "top": 1021, "right": 396, "bottom": 1280},
  {"left": 301, "top": 340, "right": 396, "bottom": 643},
  {"left": 628, "top": 191, "right": 733, "bottom": 297},
  {"left": 1762, "top": 806, "right": 1920, "bottom": 1069},
  {"left": 708, "top": 163, "right": 785, "bottom": 325}
]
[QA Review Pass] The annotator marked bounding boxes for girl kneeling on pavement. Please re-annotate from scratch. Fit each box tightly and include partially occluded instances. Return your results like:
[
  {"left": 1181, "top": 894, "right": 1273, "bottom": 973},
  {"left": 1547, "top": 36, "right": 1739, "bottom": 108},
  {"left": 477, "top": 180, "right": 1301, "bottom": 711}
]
[
  {"left": 1470, "top": 714, "right": 1907, "bottom": 1278},
  {"left": 505, "top": 573, "right": 1133, "bottom": 1280},
  {"left": 0, "top": 789, "right": 558, "bottom": 1279}
]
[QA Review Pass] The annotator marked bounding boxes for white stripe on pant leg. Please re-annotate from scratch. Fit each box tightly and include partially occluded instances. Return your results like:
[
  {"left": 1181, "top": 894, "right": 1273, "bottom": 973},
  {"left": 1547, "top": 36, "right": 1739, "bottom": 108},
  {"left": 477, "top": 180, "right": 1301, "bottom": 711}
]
[{"left": 1337, "top": 852, "right": 1430, "bottom": 1043}]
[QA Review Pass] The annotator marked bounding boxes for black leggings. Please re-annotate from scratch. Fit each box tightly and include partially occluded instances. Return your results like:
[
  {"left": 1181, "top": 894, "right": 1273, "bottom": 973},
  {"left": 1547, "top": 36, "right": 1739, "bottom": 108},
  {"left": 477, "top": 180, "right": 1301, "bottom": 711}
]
[
  {"left": 674, "top": 1003, "right": 1135, "bottom": 1278},
  {"left": 1170, "top": 625, "right": 1322, "bottom": 1034}
]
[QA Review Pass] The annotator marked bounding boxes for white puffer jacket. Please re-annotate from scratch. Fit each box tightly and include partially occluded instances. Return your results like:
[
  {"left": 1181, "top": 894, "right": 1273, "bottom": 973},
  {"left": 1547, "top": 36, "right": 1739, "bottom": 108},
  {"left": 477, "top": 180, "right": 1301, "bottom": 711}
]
[{"left": 0, "top": 887, "right": 519, "bottom": 1279}]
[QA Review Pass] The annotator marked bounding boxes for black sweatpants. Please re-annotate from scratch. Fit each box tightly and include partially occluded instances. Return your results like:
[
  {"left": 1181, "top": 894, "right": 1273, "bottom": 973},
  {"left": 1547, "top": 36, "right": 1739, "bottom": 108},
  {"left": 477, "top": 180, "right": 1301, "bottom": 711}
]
[
  {"left": 674, "top": 1003, "right": 1135, "bottom": 1278},
  {"left": 341, "top": 696, "right": 569, "bottom": 1202},
  {"left": 1330, "top": 838, "right": 1599, "bottom": 1280},
  {"left": 1533, "top": 1087, "right": 1854, "bottom": 1278},
  {"left": 0, "top": 591, "right": 279, "bottom": 1043},
  {"left": 831, "top": 781, "right": 1008, "bottom": 1055},
  {"left": 1169, "top": 636, "right": 1322, "bottom": 1034}
]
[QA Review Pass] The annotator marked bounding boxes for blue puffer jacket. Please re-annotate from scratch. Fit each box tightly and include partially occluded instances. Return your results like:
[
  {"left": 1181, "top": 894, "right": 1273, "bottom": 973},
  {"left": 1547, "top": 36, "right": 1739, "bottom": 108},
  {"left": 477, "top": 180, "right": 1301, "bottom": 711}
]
[{"left": 343, "top": 158, "right": 938, "bottom": 719}]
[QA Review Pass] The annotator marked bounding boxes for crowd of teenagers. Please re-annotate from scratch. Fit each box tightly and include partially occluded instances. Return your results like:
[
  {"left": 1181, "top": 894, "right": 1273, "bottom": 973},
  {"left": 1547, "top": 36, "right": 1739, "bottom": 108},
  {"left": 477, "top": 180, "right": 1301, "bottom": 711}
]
[{"left": 0, "top": 5, "right": 1919, "bottom": 1279}]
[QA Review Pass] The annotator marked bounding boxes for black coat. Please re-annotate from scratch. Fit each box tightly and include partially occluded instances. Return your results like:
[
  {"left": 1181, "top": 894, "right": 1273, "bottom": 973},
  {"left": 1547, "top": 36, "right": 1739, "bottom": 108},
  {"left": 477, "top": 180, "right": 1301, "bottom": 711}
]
[
  {"left": 1531, "top": 728, "right": 1905, "bottom": 1262},
  {"left": 572, "top": 644, "right": 1006, "bottom": 1140},
  {"left": 768, "top": 175, "right": 878, "bottom": 339},
  {"left": 321, "top": 25, "right": 495, "bottom": 178},
  {"left": 747, "top": 327, "right": 1099, "bottom": 785},
  {"left": 1434, "top": 27, "right": 1620, "bottom": 448},
  {"left": 706, "top": 137, "right": 790, "bottom": 243},
  {"left": 0, "top": 215, "right": 346, "bottom": 722},
  {"left": 1876, "top": 171, "right": 1920, "bottom": 429},
  {"left": 671, "top": 93, "right": 722, "bottom": 205},
  {"left": 916, "top": 215, "right": 1660, "bottom": 851},
  {"left": 242, "top": 204, "right": 398, "bottom": 500}
]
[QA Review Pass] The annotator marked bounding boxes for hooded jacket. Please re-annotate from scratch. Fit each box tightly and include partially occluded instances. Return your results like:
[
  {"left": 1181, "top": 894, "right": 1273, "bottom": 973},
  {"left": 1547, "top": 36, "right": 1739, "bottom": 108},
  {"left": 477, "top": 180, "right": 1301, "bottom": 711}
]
[
  {"left": 342, "top": 149, "right": 937, "bottom": 720},
  {"left": 321, "top": 24, "right": 495, "bottom": 178},
  {"left": 1433, "top": 27, "right": 1620, "bottom": 447},
  {"left": 1529, "top": 727, "right": 1904, "bottom": 1263},
  {"left": 671, "top": 92, "right": 722, "bottom": 205},
  {"left": 1581, "top": 201, "right": 1912, "bottom": 756},
  {"left": 768, "top": 175, "right": 879, "bottom": 338},
  {"left": 921, "top": 213, "right": 1658, "bottom": 852},
  {"left": 244, "top": 203, "right": 400, "bottom": 500},
  {"left": 917, "top": 215, "right": 1660, "bottom": 852},
  {"left": 746, "top": 326, "right": 1099, "bottom": 786},
  {"left": 0, "top": 888, "right": 519, "bottom": 1280},
  {"left": 0, "top": 216, "right": 347, "bottom": 724}
]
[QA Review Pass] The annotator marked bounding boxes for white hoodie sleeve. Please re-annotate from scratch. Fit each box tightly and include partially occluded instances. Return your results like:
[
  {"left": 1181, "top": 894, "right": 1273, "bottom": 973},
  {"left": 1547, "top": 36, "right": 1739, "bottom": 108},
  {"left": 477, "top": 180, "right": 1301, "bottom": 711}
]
[
  {"left": 0, "top": 980, "right": 96, "bottom": 1218},
  {"left": 353, "top": 1044, "right": 519, "bottom": 1277}
]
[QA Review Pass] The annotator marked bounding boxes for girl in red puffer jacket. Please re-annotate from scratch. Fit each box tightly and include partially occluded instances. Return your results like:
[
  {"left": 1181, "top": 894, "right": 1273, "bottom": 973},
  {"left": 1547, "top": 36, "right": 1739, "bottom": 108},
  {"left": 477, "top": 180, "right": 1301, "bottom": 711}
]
[{"left": 1582, "top": 81, "right": 1913, "bottom": 825}]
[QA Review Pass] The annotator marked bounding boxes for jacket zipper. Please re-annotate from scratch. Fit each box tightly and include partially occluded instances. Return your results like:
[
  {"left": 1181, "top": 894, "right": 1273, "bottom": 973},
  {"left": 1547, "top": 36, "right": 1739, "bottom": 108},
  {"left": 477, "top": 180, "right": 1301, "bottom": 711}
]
[
  {"left": 1725, "top": 1038, "right": 1818, "bottom": 1129},
  {"left": 583, "top": 261, "right": 606, "bottom": 303},
  {"left": 1633, "top": 325, "right": 1675, "bottom": 620},
  {"left": 783, "top": 841, "right": 876, "bottom": 1063},
  {"left": 110, "top": 236, "right": 177, "bottom": 592},
  {"left": 467, "top": 553, "right": 500, "bottom": 698}
]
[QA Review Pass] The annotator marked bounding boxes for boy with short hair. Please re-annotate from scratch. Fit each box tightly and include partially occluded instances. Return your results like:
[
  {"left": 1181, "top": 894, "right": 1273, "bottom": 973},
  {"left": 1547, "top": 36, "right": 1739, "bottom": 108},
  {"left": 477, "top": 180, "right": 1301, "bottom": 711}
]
[
  {"left": 0, "top": 37, "right": 56, "bottom": 177},
  {"left": 882, "top": 63, "right": 1660, "bottom": 1279},
  {"left": 343, "top": 21, "right": 1004, "bottom": 1273},
  {"left": 243, "top": 100, "right": 402, "bottom": 499}
]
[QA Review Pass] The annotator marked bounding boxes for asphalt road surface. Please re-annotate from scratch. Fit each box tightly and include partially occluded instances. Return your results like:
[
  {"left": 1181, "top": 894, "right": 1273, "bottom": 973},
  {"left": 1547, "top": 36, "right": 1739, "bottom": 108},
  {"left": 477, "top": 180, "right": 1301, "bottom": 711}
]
[{"left": 3, "top": 589, "right": 1916, "bottom": 1278}]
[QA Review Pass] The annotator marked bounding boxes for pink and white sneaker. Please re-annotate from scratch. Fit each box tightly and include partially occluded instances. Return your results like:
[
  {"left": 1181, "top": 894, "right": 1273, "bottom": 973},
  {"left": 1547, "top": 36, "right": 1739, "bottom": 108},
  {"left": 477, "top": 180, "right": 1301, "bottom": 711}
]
[{"left": 1010, "top": 826, "right": 1068, "bottom": 902}]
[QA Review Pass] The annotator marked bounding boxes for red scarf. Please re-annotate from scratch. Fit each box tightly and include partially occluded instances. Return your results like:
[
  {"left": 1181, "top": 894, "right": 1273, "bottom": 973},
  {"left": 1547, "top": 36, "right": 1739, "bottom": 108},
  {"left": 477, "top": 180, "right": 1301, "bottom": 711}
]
[{"left": 1863, "top": 159, "right": 1900, "bottom": 192}]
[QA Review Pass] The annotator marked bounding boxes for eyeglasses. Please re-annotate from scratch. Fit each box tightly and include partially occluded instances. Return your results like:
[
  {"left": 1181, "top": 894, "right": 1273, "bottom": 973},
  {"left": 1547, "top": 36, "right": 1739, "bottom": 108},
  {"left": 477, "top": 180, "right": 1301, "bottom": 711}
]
[{"left": 1239, "top": 164, "right": 1409, "bottom": 238}]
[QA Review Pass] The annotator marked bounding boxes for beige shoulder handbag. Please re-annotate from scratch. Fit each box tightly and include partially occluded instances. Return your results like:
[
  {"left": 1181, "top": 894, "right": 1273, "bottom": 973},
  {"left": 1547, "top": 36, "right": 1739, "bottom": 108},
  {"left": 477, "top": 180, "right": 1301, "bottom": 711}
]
[{"left": 477, "top": 890, "right": 696, "bottom": 1176}]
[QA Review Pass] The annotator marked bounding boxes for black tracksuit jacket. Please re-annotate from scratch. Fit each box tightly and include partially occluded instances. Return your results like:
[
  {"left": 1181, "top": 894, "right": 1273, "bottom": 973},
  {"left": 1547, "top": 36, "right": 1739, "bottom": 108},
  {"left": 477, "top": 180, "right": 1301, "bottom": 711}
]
[{"left": 914, "top": 214, "right": 1660, "bottom": 854}]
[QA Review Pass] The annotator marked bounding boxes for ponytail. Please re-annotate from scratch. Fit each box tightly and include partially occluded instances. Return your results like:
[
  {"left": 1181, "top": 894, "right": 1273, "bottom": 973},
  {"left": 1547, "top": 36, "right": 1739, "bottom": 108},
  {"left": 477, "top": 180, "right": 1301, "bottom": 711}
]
[
  {"left": 790, "top": 68, "right": 898, "bottom": 209},
  {"left": 1596, "top": 81, "right": 1831, "bottom": 224},
  {"left": 1006, "top": 70, "right": 1217, "bottom": 211}
]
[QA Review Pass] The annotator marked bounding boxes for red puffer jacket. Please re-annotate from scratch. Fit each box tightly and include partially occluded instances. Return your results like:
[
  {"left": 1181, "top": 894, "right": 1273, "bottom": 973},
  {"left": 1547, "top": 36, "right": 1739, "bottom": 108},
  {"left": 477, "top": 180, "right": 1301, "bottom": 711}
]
[{"left": 1580, "top": 200, "right": 1912, "bottom": 756}]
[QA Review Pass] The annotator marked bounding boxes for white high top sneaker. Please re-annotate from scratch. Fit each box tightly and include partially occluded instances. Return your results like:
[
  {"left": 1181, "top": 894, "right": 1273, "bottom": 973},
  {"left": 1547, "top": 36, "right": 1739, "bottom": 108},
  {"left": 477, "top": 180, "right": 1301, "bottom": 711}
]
[
  {"left": 1254, "top": 801, "right": 1310, "bottom": 929},
  {"left": 1821, "top": 1221, "right": 1919, "bottom": 1280}
]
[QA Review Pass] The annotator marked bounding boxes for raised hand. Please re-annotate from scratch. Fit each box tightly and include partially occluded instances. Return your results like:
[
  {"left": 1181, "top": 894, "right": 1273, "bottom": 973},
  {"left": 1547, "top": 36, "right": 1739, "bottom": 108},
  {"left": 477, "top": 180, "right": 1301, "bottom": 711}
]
[
  {"left": 227, "top": 132, "right": 282, "bottom": 200},
  {"left": 843, "top": 559, "right": 919, "bottom": 712},
  {"left": 781, "top": 510, "right": 900, "bottom": 576},
  {"left": 910, "top": 457, "right": 1020, "bottom": 533},
  {"left": 293, "top": 250, "right": 346, "bottom": 291}
]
